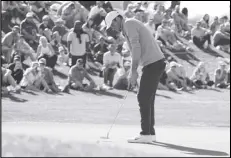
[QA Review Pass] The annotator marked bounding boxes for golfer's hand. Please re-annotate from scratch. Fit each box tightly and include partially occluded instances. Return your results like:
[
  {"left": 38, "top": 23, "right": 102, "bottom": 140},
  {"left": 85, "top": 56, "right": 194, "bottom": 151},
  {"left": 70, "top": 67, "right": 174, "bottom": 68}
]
[{"left": 128, "top": 71, "right": 138, "bottom": 90}]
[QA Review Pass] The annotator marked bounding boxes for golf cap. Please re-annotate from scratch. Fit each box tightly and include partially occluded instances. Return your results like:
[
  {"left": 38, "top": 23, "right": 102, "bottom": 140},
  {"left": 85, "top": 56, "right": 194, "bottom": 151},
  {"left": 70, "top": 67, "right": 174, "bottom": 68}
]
[
  {"left": 105, "top": 11, "right": 123, "bottom": 30},
  {"left": 39, "top": 58, "right": 47, "bottom": 65}
]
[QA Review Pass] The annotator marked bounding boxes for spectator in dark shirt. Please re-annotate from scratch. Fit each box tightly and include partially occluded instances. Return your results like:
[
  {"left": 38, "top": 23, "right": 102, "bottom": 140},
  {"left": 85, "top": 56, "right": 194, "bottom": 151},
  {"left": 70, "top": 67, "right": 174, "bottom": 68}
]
[
  {"left": 52, "top": 18, "right": 69, "bottom": 46},
  {"left": 8, "top": 55, "right": 24, "bottom": 84},
  {"left": 102, "top": 1, "right": 113, "bottom": 13},
  {"left": 39, "top": 15, "right": 53, "bottom": 41},
  {"left": 20, "top": 12, "right": 39, "bottom": 50}
]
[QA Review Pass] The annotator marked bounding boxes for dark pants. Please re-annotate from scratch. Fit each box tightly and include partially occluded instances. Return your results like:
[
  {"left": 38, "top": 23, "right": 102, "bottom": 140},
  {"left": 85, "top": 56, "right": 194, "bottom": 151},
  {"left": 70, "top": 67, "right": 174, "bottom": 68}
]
[
  {"left": 38, "top": 54, "right": 58, "bottom": 69},
  {"left": 104, "top": 68, "right": 117, "bottom": 87},
  {"left": 71, "top": 54, "right": 87, "bottom": 67},
  {"left": 193, "top": 34, "right": 211, "bottom": 48},
  {"left": 12, "top": 69, "right": 23, "bottom": 84},
  {"left": 138, "top": 59, "right": 166, "bottom": 135}
]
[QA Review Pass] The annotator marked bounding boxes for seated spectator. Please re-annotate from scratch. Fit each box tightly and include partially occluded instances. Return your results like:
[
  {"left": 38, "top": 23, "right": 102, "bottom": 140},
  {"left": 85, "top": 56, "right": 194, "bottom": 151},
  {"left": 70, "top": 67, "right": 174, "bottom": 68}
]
[
  {"left": 190, "top": 62, "right": 214, "bottom": 89},
  {"left": 213, "top": 16, "right": 230, "bottom": 51},
  {"left": 214, "top": 61, "right": 229, "bottom": 88},
  {"left": 57, "top": 46, "right": 69, "bottom": 66},
  {"left": 20, "top": 12, "right": 39, "bottom": 50},
  {"left": 2, "top": 66, "right": 21, "bottom": 93},
  {"left": 38, "top": 58, "right": 60, "bottom": 93},
  {"left": 166, "top": 61, "right": 189, "bottom": 91},
  {"left": 12, "top": 35, "right": 36, "bottom": 63},
  {"left": 153, "top": 5, "right": 164, "bottom": 30},
  {"left": 114, "top": 61, "right": 131, "bottom": 90},
  {"left": 210, "top": 16, "right": 220, "bottom": 36},
  {"left": 103, "top": 44, "right": 123, "bottom": 88},
  {"left": 52, "top": 18, "right": 69, "bottom": 46},
  {"left": 50, "top": 31, "right": 63, "bottom": 54},
  {"left": 145, "top": 17, "right": 156, "bottom": 37},
  {"left": 39, "top": 15, "right": 53, "bottom": 42},
  {"left": 88, "top": 1, "right": 106, "bottom": 19},
  {"left": 8, "top": 55, "right": 24, "bottom": 84},
  {"left": 124, "top": 4, "right": 136, "bottom": 18},
  {"left": 179, "top": 7, "right": 190, "bottom": 33},
  {"left": 200, "top": 14, "right": 210, "bottom": 29},
  {"left": 102, "top": 1, "right": 113, "bottom": 13},
  {"left": 82, "top": 18, "right": 95, "bottom": 41},
  {"left": 37, "top": 36, "right": 57, "bottom": 69},
  {"left": 20, "top": 61, "right": 50, "bottom": 92},
  {"left": 62, "top": 59, "right": 97, "bottom": 93},
  {"left": 67, "top": 21, "right": 90, "bottom": 67},
  {"left": 2, "top": 26, "right": 20, "bottom": 63},
  {"left": 191, "top": 21, "right": 212, "bottom": 49}
]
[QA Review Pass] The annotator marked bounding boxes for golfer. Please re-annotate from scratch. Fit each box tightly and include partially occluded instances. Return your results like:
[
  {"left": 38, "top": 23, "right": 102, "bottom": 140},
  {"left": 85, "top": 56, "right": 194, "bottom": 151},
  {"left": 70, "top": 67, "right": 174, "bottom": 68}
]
[{"left": 105, "top": 11, "right": 166, "bottom": 143}]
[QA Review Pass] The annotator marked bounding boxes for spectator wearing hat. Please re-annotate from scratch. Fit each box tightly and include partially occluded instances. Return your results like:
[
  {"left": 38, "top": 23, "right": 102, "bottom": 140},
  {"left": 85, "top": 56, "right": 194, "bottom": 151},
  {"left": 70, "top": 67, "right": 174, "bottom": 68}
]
[
  {"left": 191, "top": 21, "right": 212, "bottom": 49},
  {"left": 37, "top": 36, "right": 57, "bottom": 69},
  {"left": 2, "top": 25, "right": 20, "bottom": 63},
  {"left": 8, "top": 55, "right": 24, "bottom": 84},
  {"left": 190, "top": 62, "right": 214, "bottom": 89},
  {"left": 67, "top": 21, "right": 90, "bottom": 67},
  {"left": 20, "top": 61, "right": 50, "bottom": 92},
  {"left": 214, "top": 61, "right": 229, "bottom": 88},
  {"left": 2, "top": 66, "right": 21, "bottom": 94},
  {"left": 38, "top": 58, "right": 60, "bottom": 93},
  {"left": 103, "top": 44, "right": 123, "bottom": 88},
  {"left": 12, "top": 34, "right": 36, "bottom": 63},
  {"left": 20, "top": 12, "right": 39, "bottom": 50},
  {"left": 62, "top": 59, "right": 97, "bottom": 93},
  {"left": 39, "top": 15, "right": 54, "bottom": 42}
]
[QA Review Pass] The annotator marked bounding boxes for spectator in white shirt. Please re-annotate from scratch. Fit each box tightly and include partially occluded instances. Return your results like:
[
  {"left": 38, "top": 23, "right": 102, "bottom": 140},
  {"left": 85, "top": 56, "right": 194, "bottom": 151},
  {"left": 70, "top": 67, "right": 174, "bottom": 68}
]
[
  {"left": 103, "top": 44, "right": 122, "bottom": 88},
  {"left": 67, "top": 21, "right": 90, "bottom": 67}
]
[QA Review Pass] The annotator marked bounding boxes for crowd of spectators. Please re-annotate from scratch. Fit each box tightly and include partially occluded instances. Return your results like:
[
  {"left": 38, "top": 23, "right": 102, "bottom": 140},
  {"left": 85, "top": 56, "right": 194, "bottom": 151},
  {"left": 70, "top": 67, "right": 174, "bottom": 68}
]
[{"left": 1, "top": 1, "right": 230, "bottom": 95}]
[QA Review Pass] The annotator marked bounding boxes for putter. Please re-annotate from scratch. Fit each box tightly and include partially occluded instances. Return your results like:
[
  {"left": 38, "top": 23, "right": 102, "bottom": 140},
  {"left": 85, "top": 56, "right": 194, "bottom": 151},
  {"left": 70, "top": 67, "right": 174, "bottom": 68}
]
[{"left": 100, "top": 91, "right": 129, "bottom": 140}]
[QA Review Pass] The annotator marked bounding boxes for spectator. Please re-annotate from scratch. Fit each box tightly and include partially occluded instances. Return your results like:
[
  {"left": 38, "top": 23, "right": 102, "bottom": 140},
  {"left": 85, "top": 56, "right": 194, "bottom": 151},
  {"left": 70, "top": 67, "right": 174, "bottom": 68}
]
[
  {"left": 38, "top": 15, "right": 53, "bottom": 42},
  {"left": 20, "top": 61, "right": 50, "bottom": 92},
  {"left": 8, "top": 55, "right": 24, "bottom": 84},
  {"left": 102, "top": 1, "right": 113, "bottom": 13},
  {"left": 94, "top": 36, "right": 109, "bottom": 65},
  {"left": 82, "top": 18, "right": 95, "bottom": 41},
  {"left": 213, "top": 16, "right": 230, "bottom": 50},
  {"left": 38, "top": 58, "right": 60, "bottom": 93},
  {"left": 67, "top": 21, "right": 90, "bottom": 67},
  {"left": 52, "top": 18, "right": 69, "bottom": 46},
  {"left": 200, "top": 14, "right": 210, "bottom": 29},
  {"left": 50, "top": 31, "right": 63, "bottom": 54},
  {"left": 2, "top": 66, "right": 21, "bottom": 93},
  {"left": 153, "top": 5, "right": 164, "bottom": 30},
  {"left": 62, "top": 58, "right": 97, "bottom": 93},
  {"left": 103, "top": 44, "right": 123, "bottom": 88},
  {"left": 163, "top": 9, "right": 172, "bottom": 20},
  {"left": 88, "top": 1, "right": 107, "bottom": 18},
  {"left": 191, "top": 21, "right": 212, "bottom": 49},
  {"left": 170, "top": 1, "right": 181, "bottom": 11},
  {"left": 12, "top": 35, "right": 36, "bottom": 63},
  {"left": 2, "top": 25, "right": 20, "bottom": 63},
  {"left": 171, "top": 5, "right": 182, "bottom": 33},
  {"left": 20, "top": 12, "right": 39, "bottom": 50},
  {"left": 37, "top": 36, "right": 57, "bottom": 69},
  {"left": 166, "top": 61, "right": 189, "bottom": 91},
  {"left": 113, "top": 61, "right": 131, "bottom": 90},
  {"left": 210, "top": 16, "right": 220, "bottom": 35},
  {"left": 144, "top": 17, "right": 156, "bottom": 37},
  {"left": 190, "top": 62, "right": 214, "bottom": 89},
  {"left": 124, "top": 4, "right": 136, "bottom": 18},
  {"left": 134, "top": 9, "right": 145, "bottom": 22},
  {"left": 28, "top": 1, "right": 48, "bottom": 21},
  {"left": 57, "top": 46, "right": 69, "bottom": 66},
  {"left": 214, "top": 61, "right": 229, "bottom": 88},
  {"left": 180, "top": 7, "right": 190, "bottom": 33}
]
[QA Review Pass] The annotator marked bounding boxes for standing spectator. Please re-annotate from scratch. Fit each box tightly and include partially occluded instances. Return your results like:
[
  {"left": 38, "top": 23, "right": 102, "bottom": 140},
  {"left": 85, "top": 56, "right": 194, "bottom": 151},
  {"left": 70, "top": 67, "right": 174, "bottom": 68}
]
[
  {"left": 20, "top": 12, "right": 39, "bottom": 50},
  {"left": 103, "top": 44, "right": 123, "bottom": 88},
  {"left": 210, "top": 16, "right": 220, "bottom": 35},
  {"left": 200, "top": 14, "right": 210, "bottom": 29},
  {"left": 124, "top": 4, "right": 136, "bottom": 18},
  {"left": 38, "top": 58, "right": 60, "bottom": 93},
  {"left": 67, "top": 21, "right": 90, "bottom": 67},
  {"left": 190, "top": 62, "right": 214, "bottom": 89},
  {"left": 2, "top": 26, "right": 20, "bottom": 63},
  {"left": 8, "top": 56, "right": 24, "bottom": 84},
  {"left": 153, "top": 5, "right": 164, "bottom": 30},
  {"left": 214, "top": 61, "right": 229, "bottom": 88},
  {"left": 191, "top": 21, "right": 212, "bottom": 49},
  {"left": 62, "top": 59, "right": 97, "bottom": 93},
  {"left": 37, "top": 36, "right": 57, "bottom": 69}
]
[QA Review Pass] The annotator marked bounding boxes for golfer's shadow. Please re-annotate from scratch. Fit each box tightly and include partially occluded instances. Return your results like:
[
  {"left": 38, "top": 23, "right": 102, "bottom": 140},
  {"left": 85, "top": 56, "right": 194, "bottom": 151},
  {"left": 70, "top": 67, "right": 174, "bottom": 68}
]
[{"left": 150, "top": 141, "right": 229, "bottom": 156}]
